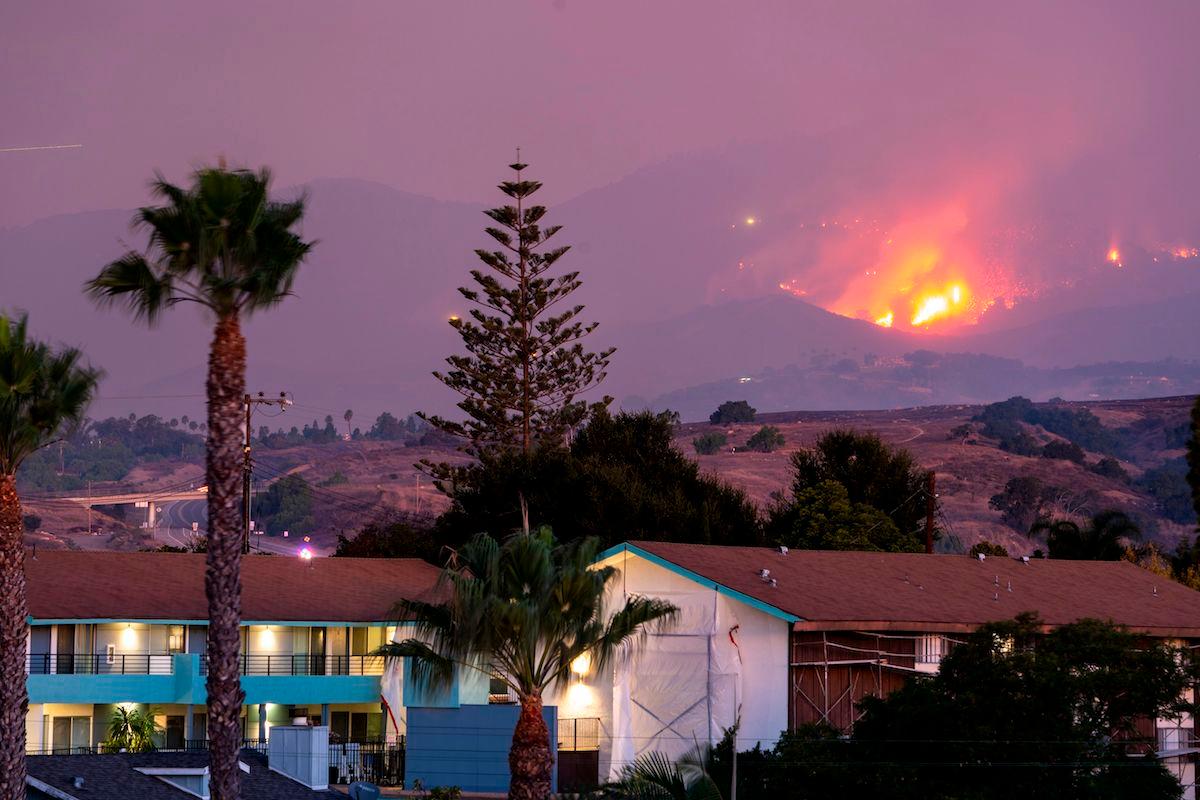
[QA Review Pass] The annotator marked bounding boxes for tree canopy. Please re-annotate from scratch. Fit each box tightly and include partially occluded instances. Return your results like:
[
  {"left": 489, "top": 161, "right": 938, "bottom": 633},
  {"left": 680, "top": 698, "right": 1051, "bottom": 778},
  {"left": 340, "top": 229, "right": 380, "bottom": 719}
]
[
  {"left": 709, "top": 400, "right": 756, "bottom": 424},
  {"left": 1033, "top": 510, "right": 1140, "bottom": 560},
  {"left": 434, "top": 408, "right": 762, "bottom": 550},
  {"left": 766, "top": 429, "right": 932, "bottom": 545},
  {"left": 743, "top": 425, "right": 785, "bottom": 453},
  {"left": 776, "top": 481, "right": 921, "bottom": 553},
  {"left": 719, "top": 615, "right": 1190, "bottom": 800}
]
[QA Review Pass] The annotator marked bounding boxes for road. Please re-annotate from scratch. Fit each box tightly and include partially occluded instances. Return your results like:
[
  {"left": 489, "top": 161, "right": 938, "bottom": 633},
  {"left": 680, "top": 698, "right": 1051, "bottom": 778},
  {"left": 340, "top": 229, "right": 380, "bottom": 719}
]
[{"left": 156, "top": 500, "right": 329, "bottom": 556}]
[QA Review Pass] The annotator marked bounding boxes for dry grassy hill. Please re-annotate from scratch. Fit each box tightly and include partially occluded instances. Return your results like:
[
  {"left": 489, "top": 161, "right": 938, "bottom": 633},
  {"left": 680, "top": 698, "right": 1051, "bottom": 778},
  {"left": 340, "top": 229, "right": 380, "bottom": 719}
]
[{"left": 24, "top": 396, "right": 1195, "bottom": 556}]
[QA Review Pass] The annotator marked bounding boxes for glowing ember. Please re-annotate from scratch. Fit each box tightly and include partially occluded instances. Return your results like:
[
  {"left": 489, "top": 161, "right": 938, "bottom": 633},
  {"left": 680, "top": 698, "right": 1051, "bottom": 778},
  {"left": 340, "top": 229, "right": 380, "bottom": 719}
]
[
  {"left": 874, "top": 311, "right": 894, "bottom": 327},
  {"left": 1107, "top": 246, "right": 1122, "bottom": 267},
  {"left": 745, "top": 216, "right": 757, "bottom": 226},
  {"left": 778, "top": 280, "right": 807, "bottom": 297}
]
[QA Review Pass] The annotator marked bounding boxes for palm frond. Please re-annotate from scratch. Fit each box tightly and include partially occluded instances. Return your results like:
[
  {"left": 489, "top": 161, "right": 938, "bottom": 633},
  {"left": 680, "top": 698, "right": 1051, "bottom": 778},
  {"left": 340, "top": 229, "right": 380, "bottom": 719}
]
[
  {"left": 385, "top": 530, "right": 678, "bottom": 703},
  {"left": 84, "top": 252, "right": 177, "bottom": 322},
  {"left": 376, "top": 640, "right": 456, "bottom": 691},
  {"left": 0, "top": 313, "right": 101, "bottom": 472},
  {"left": 88, "top": 163, "right": 315, "bottom": 322}
]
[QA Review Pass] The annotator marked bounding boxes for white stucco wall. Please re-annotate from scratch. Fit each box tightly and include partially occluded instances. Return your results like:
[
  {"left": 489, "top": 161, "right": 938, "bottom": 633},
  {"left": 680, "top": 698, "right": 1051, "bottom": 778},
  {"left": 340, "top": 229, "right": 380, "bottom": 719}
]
[{"left": 548, "top": 548, "right": 791, "bottom": 778}]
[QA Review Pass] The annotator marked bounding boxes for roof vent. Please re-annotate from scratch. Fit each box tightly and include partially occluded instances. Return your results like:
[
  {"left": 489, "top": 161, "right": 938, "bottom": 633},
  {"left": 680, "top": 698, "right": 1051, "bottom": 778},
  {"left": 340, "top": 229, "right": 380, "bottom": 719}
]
[
  {"left": 778, "top": 546, "right": 789, "bottom": 555},
  {"left": 758, "top": 568, "right": 771, "bottom": 580},
  {"left": 977, "top": 553, "right": 987, "bottom": 561},
  {"left": 73, "top": 777, "right": 84, "bottom": 789},
  {"left": 769, "top": 578, "right": 778, "bottom": 588}
]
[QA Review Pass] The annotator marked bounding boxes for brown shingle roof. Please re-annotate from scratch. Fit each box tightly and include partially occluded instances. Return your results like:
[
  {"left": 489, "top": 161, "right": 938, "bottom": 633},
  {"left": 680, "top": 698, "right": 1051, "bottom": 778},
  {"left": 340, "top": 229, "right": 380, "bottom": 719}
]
[
  {"left": 623, "top": 541, "right": 1200, "bottom": 636},
  {"left": 24, "top": 551, "right": 440, "bottom": 623}
]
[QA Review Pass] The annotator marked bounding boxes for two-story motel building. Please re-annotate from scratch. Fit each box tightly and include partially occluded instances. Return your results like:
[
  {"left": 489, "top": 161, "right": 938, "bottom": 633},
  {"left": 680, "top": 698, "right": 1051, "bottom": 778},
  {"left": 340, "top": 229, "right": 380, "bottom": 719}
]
[{"left": 22, "top": 551, "right": 445, "bottom": 753}]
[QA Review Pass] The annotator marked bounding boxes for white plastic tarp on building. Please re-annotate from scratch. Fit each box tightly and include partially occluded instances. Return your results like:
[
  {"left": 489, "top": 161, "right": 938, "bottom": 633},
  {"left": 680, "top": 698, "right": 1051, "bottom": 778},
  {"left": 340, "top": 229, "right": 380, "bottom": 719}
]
[{"left": 609, "top": 589, "right": 743, "bottom": 779}]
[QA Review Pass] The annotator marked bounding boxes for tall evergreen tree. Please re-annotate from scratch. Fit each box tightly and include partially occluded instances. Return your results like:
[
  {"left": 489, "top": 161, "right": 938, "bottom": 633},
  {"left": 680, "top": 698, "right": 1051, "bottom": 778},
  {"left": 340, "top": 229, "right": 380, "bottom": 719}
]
[{"left": 424, "top": 159, "right": 613, "bottom": 461}]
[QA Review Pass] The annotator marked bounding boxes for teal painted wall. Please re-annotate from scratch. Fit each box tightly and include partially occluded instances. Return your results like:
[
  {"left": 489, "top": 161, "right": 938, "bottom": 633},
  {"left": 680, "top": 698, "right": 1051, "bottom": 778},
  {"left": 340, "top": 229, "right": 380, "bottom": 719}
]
[
  {"left": 406, "top": 704, "right": 557, "bottom": 794},
  {"left": 402, "top": 659, "right": 490, "bottom": 709},
  {"left": 28, "top": 654, "right": 382, "bottom": 706}
]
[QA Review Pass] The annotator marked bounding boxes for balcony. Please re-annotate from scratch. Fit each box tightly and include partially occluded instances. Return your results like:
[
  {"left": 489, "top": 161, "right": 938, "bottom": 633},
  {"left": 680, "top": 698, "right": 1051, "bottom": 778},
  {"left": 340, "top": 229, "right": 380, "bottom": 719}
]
[
  {"left": 27, "top": 653, "right": 190, "bottom": 706},
  {"left": 26, "top": 653, "right": 175, "bottom": 675},
  {"left": 200, "top": 654, "right": 385, "bottom": 677}
]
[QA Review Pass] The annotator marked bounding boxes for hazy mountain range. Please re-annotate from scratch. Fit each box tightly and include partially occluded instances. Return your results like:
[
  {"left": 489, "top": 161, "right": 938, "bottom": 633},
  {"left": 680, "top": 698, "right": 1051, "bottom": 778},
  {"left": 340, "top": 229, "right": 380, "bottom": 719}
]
[{"left": 5, "top": 142, "right": 1199, "bottom": 423}]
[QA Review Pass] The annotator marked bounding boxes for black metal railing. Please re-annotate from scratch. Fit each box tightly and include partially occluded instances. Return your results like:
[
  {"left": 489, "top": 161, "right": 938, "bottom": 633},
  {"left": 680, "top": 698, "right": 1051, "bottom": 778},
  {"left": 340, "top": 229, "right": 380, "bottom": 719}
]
[
  {"left": 25, "top": 653, "right": 175, "bottom": 675},
  {"left": 558, "top": 717, "right": 601, "bottom": 752},
  {"left": 199, "top": 654, "right": 385, "bottom": 676},
  {"left": 163, "top": 737, "right": 407, "bottom": 786},
  {"left": 323, "top": 738, "right": 403, "bottom": 786}
]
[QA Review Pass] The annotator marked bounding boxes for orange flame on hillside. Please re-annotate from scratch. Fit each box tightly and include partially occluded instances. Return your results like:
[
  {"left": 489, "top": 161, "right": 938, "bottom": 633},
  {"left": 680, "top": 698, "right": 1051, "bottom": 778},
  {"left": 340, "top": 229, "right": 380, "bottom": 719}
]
[{"left": 910, "top": 283, "right": 969, "bottom": 326}]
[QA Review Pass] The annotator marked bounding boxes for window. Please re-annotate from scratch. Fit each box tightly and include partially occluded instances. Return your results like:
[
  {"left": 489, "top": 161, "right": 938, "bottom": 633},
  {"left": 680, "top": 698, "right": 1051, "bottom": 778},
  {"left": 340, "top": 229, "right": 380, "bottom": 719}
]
[
  {"left": 917, "top": 634, "right": 945, "bottom": 664},
  {"left": 330, "top": 711, "right": 374, "bottom": 742},
  {"left": 50, "top": 716, "right": 90, "bottom": 753},
  {"left": 1158, "top": 724, "right": 1188, "bottom": 753},
  {"left": 489, "top": 674, "right": 516, "bottom": 704},
  {"left": 187, "top": 626, "right": 207, "bottom": 656},
  {"left": 165, "top": 716, "right": 185, "bottom": 749}
]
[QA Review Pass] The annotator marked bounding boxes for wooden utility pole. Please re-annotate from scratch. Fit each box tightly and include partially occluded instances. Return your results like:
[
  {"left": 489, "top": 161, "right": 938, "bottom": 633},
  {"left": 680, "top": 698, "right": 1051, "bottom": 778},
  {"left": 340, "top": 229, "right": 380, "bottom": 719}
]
[
  {"left": 924, "top": 471, "right": 937, "bottom": 554},
  {"left": 242, "top": 392, "right": 290, "bottom": 553}
]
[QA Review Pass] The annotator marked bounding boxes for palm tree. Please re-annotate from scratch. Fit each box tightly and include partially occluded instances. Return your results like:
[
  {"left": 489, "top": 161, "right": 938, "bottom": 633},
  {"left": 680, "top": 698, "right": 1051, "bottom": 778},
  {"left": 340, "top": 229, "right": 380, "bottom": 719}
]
[
  {"left": 0, "top": 314, "right": 99, "bottom": 798},
  {"left": 609, "top": 749, "right": 724, "bottom": 800},
  {"left": 86, "top": 165, "right": 313, "bottom": 800},
  {"left": 101, "top": 705, "right": 163, "bottom": 753},
  {"left": 382, "top": 530, "right": 676, "bottom": 800},
  {"left": 344, "top": 408, "right": 353, "bottom": 438},
  {"left": 1032, "top": 510, "right": 1140, "bottom": 560}
]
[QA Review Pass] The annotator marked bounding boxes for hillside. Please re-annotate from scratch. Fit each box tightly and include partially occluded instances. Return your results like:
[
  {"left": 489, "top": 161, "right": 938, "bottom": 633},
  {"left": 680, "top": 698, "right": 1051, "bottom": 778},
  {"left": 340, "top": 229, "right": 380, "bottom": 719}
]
[
  {"left": 22, "top": 396, "right": 1196, "bottom": 558},
  {"left": 677, "top": 396, "right": 1195, "bottom": 554}
]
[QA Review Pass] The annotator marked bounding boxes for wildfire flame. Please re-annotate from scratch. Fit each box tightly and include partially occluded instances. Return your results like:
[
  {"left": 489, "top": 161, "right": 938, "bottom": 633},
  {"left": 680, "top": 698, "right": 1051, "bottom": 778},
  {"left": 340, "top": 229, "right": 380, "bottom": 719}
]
[
  {"left": 910, "top": 283, "right": 968, "bottom": 326},
  {"left": 874, "top": 311, "right": 894, "bottom": 328}
]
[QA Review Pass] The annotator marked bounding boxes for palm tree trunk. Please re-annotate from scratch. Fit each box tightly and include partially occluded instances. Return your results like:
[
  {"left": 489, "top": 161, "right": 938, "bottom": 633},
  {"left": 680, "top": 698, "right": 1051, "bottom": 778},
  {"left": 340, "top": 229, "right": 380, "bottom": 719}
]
[
  {"left": 204, "top": 313, "right": 247, "bottom": 800},
  {"left": 509, "top": 690, "right": 553, "bottom": 800},
  {"left": 0, "top": 473, "right": 28, "bottom": 800}
]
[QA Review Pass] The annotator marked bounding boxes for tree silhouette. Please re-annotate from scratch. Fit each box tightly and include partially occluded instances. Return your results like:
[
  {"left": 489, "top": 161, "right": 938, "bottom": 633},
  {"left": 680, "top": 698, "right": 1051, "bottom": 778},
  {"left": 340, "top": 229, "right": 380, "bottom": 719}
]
[{"left": 423, "top": 159, "right": 612, "bottom": 460}]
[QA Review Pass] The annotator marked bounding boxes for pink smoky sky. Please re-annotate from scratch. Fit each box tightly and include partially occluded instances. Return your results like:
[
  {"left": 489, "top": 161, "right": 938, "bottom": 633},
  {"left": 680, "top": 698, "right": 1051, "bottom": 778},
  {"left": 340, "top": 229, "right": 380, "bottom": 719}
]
[{"left": 3, "top": 0, "right": 1198, "bottom": 227}]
